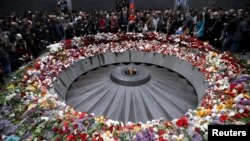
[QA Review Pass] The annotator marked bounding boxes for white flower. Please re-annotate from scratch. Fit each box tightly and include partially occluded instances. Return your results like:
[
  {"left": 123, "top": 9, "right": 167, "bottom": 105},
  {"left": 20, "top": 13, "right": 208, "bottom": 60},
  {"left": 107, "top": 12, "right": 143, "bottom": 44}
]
[
  {"left": 41, "top": 117, "right": 49, "bottom": 121},
  {"left": 153, "top": 128, "right": 158, "bottom": 132},
  {"left": 211, "top": 113, "right": 216, "bottom": 117},
  {"left": 172, "top": 135, "right": 178, "bottom": 141},
  {"left": 234, "top": 94, "right": 244, "bottom": 102},
  {"left": 9, "top": 113, "right": 15, "bottom": 118},
  {"left": 47, "top": 43, "right": 62, "bottom": 53},
  {"left": 239, "top": 109, "right": 244, "bottom": 113},
  {"left": 163, "top": 134, "right": 169, "bottom": 140},
  {"left": 5, "top": 93, "right": 16, "bottom": 101},
  {"left": 205, "top": 116, "right": 211, "bottom": 121},
  {"left": 228, "top": 111, "right": 235, "bottom": 117},
  {"left": 216, "top": 113, "right": 222, "bottom": 117},
  {"left": 203, "top": 123, "right": 208, "bottom": 131},
  {"left": 58, "top": 110, "right": 64, "bottom": 117}
]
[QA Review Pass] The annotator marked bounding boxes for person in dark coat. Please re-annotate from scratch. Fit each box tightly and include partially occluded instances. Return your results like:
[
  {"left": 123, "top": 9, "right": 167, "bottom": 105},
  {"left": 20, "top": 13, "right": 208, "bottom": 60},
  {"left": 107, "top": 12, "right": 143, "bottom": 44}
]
[{"left": 0, "top": 37, "right": 11, "bottom": 76}]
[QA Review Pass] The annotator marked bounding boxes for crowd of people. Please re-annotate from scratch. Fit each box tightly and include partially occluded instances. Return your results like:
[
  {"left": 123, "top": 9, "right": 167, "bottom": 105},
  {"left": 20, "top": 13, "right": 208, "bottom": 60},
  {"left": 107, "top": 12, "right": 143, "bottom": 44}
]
[{"left": 0, "top": 4, "right": 250, "bottom": 85}]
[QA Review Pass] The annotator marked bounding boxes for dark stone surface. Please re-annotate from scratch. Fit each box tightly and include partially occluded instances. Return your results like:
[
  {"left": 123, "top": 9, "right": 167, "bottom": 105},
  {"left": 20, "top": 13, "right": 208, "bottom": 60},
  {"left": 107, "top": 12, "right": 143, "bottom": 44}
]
[
  {"left": 53, "top": 51, "right": 208, "bottom": 122},
  {"left": 130, "top": 51, "right": 145, "bottom": 63},
  {"left": 54, "top": 51, "right": 208, "bottom": 103},
  {"left": 66, "top": 64, "right": 198, "bottom": 123},
  {"left": 151, "top": 53, "right": 164, "bottom": 67},
  {"left": 115, "top": 50, "right": 130, "bottom": 63},
  {"left": 102, "top": 52, "right": 116, "bottom": 65}
]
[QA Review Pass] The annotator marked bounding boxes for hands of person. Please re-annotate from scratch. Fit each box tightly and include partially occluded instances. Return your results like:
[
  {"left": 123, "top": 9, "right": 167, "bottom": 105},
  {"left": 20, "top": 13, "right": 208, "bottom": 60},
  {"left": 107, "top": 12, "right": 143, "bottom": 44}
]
[
  {"left": 219, "top": 37, "right": 223, "bottom": 41},
  {"left": 18, "top": 58, "right": 25, "bottom": 61}
]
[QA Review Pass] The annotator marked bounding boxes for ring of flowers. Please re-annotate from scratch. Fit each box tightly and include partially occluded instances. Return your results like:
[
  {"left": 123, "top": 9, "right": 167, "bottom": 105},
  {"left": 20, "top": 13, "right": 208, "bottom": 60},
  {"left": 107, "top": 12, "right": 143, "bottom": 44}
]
[{"left": 1, "top": 32, "right": 249, "bottom": 141}]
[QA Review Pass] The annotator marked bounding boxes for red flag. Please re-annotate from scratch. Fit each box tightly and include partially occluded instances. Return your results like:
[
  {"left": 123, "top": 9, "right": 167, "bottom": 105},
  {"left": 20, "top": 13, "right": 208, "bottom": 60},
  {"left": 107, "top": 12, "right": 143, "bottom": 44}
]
[{"left": 129, "top": 0, "right": 135, "bottom": 13}]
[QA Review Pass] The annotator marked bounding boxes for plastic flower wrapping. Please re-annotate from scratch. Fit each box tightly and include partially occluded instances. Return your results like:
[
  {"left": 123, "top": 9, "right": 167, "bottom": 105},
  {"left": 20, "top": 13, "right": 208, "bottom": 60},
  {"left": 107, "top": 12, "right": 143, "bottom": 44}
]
[{"left": 0, "top": 32, "right": 249, "bottom": 141}]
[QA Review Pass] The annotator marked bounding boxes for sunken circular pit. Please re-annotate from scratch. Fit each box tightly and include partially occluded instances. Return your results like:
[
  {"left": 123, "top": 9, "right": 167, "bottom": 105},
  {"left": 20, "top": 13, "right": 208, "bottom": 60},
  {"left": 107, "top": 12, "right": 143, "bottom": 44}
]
[
  {"left": 55, "top": 50, "right": 207, "bottom": 123},
  {"left": 66, "top": 63, "right": 198, "bottom": 123}
]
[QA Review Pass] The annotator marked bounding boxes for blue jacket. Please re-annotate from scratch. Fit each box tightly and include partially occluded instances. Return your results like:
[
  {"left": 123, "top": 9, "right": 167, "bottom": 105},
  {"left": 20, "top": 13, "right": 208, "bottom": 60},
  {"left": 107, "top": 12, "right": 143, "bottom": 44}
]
[{"left": 195, "top": 19, "right": 205, "bottom": 38}]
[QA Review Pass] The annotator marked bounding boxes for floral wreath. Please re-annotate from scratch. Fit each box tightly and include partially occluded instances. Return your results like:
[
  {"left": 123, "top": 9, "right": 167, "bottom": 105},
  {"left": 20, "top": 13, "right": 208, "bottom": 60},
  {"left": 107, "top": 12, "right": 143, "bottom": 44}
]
[{"left": 0, "top": 32, "right": 249, "bottom": 141}]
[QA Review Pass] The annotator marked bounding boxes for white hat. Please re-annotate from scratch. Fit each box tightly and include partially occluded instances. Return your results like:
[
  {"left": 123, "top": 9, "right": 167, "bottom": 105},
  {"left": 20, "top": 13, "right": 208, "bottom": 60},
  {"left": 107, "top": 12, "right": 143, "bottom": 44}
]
[
  {"left": 213, "top": 12, "right": 219, "bottom": 15},
  {"left": 238, "top": 9, "right": 243, "bottom": 12},
  {"left": 16, "top": 33, "right": 22, "bottom": 40}
]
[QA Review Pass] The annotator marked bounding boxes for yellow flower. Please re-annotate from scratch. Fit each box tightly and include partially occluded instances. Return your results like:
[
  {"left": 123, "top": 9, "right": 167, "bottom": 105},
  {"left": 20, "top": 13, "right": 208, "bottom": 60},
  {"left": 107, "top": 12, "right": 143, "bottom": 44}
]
[
  {"left": 6, "top": 84, "right": 14, "bottom": 90},
  {"left": 26, "top": 85, "right": 37, "bottom": 92},
  {"left": 95, "top": 116, "right": 105, "bottom": 123},
  {"left": 217, "top": 104, "right": 226, "bottom": 111},
  {"left": 32, "top": 82, "right": 38, "bottom": 88},
  {"left": 133, "top": 125, "right": 141, "bottom": 132},
  {"left": 27, "top": 103, "right": 36, "bottom": 111},
  {"left": 225, "top": 99, "right": 234, "bottom": 109},
  {"left": 196, "top": 109, "right": 211, "bottom": 117},
  {"left": 39, "top": 98, "right": 55, "bottom": 109},
  {"left": 211, "top": 52, "right": 218, "bottom": 58},
  {"left": 106, "top": 131, "right": 111, "bottom": 136},
  {"left": 243, "top": 93, "right": 250, "bottom": 98}
]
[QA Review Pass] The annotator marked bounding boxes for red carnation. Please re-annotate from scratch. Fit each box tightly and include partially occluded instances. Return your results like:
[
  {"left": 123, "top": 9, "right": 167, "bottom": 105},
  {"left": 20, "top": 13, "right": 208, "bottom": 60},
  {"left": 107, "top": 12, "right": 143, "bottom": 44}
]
[
  {"left": 242, "top": 113, "right": 249, "bottom": 118},
  {"left": 176, "top": 117, "right": 189, "bottom": 127},
  {"left": 65, "top": 39, "right": 72, "bottom": 46},
  {"left": 64, "top": 127, "right": 70, "bottom": 134},
  {"left": 57, "top": 118, "right": 63, "bottom": 123},
  {"left": 195, "top": 127, "right": 201, "bottom": 133},
  {"left": 58, "top": 128, "right": 64, "bottom": 135},
  {"left": 220, "top": 115, "right": 228, "bottom": 122},
  {"left": 73, "top": 124, "right": 78, "bottom": 129},
  {"left": 79, "top": 133, "right": 87, "bottom": 141},
  {"left": 234, "top": 113, "right": 242, "bottom": 119},
  {"left": 148, "top": 126, "right": 154, "bottom": 132},
  {"left": 158, "top": 129, "right": 165, "bottom": 136},
  {"left": 52, "top": 127, "right": 58, "bottom": 132},
  {"left": 34, "top": 62, "right": 41, "bottom": 70},
  {"left": 66, "top": 134, "right": 76, "bottom": 141},
  {"left": 79, "top": 112, "right": 87, "bottom": 119},
  {"left": 73, "top": 112, "right": 78, "bottom": 116},
  {"left": 230, "top": 84, "right": 236, "bottom": 90},
  {"left": 159, "top": 137, "right": 167, "bottom": 141},
  {"left": 98, "top": 137, "right": 104, "bottom": 141},
  {"left": 102, "top": 126, "right": 106, "bottom": 131},
  {"left": 63, "top": 121, "right": 69, "bottom": 127}
]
